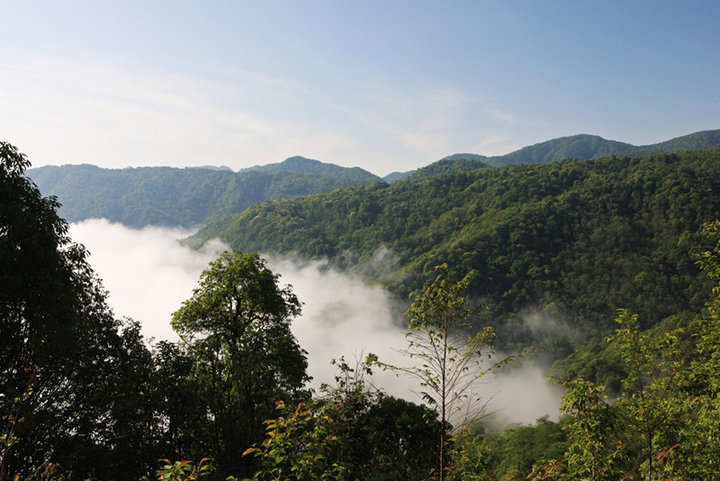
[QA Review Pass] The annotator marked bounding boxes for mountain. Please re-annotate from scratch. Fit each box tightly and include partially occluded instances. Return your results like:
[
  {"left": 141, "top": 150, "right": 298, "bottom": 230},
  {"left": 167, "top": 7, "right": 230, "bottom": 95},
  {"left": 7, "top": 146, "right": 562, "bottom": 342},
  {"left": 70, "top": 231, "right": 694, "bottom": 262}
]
[
  {"left": 26, "top": 130, "right": 720, "bottom": 228},
  {"left": 188, "top": 151, "right": 720, "bottom": 355},
  {"left": 625, "top": 129, "right": 720, "bottom": 157},
  {"left": 486, "top": 134, "right": 636, "bottom": 166},
  {"left": 480, "top": 130, "right": 720, "bottom": 167},
  {"left": 387, "top": 130, "right": 720, "bottom": 181},
  {"left": 191, "top": 165, "right": 234, "bottom": 172},
  {"left": 27, "top": 157, "right": 382, "bottom": 228},
  {"left": 243, "top": 155, "right": 381, "bottom": 183}
]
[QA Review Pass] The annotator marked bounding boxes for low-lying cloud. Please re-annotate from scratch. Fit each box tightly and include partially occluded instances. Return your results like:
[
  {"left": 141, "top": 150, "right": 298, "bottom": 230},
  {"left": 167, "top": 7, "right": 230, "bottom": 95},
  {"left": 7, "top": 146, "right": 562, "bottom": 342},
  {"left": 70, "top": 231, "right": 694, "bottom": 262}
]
[
  {"left": 69, "top": 219, "right": 563, "bottom": 427},
  {"left": 480, "top": 359, "right": 565, "bottom": 429},
  {"left": 69, "top": 219, "right": 228, "bottom": 341}
]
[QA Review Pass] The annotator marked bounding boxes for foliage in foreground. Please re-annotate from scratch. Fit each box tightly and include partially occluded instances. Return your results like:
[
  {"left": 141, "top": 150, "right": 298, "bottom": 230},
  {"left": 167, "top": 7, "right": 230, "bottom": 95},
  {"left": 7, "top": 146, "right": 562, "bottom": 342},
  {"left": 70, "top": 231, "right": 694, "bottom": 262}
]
[
  {"left": 242, "top": 356, "right": 443, "bottom": 481},
  {"left": 171, "top": 250, "right": 310, "bottom": 478},
  {"left": 1, "top": 142, "right": 162, "bottom": 480},
  {"left": 241, "top": 401, "right": 348, "bottom": 481}
]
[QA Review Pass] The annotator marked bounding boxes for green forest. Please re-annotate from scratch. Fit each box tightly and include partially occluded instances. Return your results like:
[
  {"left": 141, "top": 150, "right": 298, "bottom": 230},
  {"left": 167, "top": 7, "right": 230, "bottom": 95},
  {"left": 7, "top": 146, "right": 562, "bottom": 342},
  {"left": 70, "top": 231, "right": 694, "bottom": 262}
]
[{"left": 6, "top": 137, "right": 720, "bottom": 480}]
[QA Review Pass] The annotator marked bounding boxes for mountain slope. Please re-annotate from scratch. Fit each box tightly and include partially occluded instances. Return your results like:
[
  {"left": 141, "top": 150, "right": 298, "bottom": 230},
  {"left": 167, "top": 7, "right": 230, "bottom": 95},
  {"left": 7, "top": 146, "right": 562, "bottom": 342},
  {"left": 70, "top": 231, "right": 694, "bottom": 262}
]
[
  {"left": 27, "top": 157, "right": 382, "bottom": 228},
  {"left": 383, "top": 170, "right": 415, "bottom": 183},
  {"left": 189, "top": 151, "right": 720, "bottom": 351},
  {"left": 26, "top": 129, "right": 720, "bottom": 227},
  {"left": 408, "top": 156, "right": 488, "bottom": 180},
  {"left": 394, "top": 129, "right": 720, "bottom": 178}
]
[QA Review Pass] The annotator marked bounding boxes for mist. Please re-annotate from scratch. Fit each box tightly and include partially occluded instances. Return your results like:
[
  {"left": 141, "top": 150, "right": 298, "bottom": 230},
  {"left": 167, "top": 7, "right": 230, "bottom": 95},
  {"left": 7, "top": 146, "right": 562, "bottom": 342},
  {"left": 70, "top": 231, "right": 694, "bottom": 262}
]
[
  {"left": 69, "top": 219, "right": 227, "bottom": 341},
  {"left": 68, "top": 219, "right": 563, "bottom": 427}
]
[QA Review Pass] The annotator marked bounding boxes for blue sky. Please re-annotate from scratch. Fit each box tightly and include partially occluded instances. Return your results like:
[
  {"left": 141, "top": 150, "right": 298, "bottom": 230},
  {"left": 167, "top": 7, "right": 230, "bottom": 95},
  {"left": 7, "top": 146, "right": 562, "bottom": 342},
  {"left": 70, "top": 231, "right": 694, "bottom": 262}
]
[{"left": 1, "top": 1, "right": 718, "bottom": 175}]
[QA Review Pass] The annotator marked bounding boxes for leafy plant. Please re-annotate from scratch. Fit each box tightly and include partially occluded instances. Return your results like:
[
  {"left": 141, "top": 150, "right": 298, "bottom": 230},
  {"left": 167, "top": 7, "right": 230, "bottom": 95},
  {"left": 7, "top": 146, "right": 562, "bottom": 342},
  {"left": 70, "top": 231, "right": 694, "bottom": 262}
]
[
  {"left": 242, "top": 401, "right": 348, "bottom": 481},
  {"left": 171, "top": 250, "right": 309, "bottom": 478},
  {"left": 376, "top": 264, "right": 511, "bottom": 480},
  {"left": 155, "top": 458, "right": 213, "bottom": 481}
]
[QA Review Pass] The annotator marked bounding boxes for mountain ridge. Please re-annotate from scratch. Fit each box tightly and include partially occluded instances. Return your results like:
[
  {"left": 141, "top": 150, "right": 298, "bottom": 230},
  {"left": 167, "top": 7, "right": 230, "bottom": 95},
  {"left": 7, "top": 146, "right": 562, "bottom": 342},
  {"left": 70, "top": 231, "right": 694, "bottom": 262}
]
[{"left": 26, "top": 129, "right": 720, "bottom": 226}]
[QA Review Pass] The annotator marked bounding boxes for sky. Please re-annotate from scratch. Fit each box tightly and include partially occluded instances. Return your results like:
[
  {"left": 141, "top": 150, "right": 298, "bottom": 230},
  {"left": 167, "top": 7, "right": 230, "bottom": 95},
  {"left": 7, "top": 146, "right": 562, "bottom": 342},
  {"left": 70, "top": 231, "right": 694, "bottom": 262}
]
[{"left": 1, "top": 1, "right": 718, "bottom": 176}]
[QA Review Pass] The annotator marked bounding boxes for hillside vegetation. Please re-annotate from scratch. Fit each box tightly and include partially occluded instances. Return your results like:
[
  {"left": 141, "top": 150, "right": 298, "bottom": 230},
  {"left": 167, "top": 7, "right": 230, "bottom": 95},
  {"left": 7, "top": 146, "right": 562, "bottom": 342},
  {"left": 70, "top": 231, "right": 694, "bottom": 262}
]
[
  {"left": 191, "top": 151, "right": 720, "bottom": 357},
  {"left": 485, "top": 129, "right": 720, "bottom": 167},
  {"left": 27, "top": 130, "right": 720, "bottom": 223}
]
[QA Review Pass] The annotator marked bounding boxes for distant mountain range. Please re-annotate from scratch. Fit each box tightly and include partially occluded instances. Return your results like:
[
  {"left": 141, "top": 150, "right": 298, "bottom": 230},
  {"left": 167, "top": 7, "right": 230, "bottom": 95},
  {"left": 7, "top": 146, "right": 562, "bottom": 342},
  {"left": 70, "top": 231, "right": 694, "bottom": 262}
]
[
  {"left": 27, "top": 157, "right": 381, "bottom": 228},
  {"left": 26, "top": 129, "right": 720, "bottom": 227},
  {"left": 384, "top": 129, "right": 720, "bottom": 182}
]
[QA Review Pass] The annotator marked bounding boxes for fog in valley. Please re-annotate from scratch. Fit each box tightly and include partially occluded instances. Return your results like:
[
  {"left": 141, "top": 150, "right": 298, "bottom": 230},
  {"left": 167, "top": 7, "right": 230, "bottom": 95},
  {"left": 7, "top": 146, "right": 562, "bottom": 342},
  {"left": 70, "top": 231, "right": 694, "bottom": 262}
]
[{"left": 69, "top": 219, "right": 563, "bottom": 428}]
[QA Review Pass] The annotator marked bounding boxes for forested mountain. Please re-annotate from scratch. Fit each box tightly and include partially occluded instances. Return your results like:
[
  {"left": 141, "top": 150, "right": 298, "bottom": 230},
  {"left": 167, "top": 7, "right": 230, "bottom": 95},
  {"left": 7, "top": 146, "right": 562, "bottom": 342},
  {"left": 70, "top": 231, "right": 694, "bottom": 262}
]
[
  {"left": 407, "top": 156, "right": 488, "bottom": 180},
  {"left": 382, "top": 170, "right": 415, "bottom": 183},
  {"left": 26, "top": 157, "right": 382, "bottom": 228},
  {"left": 27, "top": 130, "right": 719, "bottom": 223},
  {"left": 488, "top": 130, "right": 720, "bottom": 166},
  {"left": 624, "top": 129, "right": 720, "bottom": 157},
  {"left": 190, "top": 151, "right": 720, "bottom": 357}
]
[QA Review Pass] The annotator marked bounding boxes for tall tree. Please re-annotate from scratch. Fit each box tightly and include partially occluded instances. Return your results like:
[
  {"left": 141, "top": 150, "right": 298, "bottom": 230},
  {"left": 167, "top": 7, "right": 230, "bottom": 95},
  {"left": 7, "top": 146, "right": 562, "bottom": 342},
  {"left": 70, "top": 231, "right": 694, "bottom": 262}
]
[{"left": 171, "top": 250, "right": 309, "bottom": 479}]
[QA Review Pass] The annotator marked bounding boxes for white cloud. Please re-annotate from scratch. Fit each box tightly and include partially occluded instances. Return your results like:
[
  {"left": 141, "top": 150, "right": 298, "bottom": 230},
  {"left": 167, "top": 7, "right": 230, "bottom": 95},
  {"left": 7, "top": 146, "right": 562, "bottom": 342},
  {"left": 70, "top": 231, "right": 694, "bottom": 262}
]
[
  {"left": 481, "top": 359, "right": 565, "bottom": 429},
  {"left": 489, "top": 108, "right": 516, "bottom": 124},
  {"left": 68, "top": 219, "right": 227, "bottom": 341},
  {"left": 67, "top": 220, "right": 563, "bottom": 427},
  {"left": 265, "top": 255, "right": 417, "bottom": 397},
  {"left": 471, "top": 135, "right": 520, "bottom": 156},
  {"left": 0, "top": 55, "right": 544, "bottom": 176}
]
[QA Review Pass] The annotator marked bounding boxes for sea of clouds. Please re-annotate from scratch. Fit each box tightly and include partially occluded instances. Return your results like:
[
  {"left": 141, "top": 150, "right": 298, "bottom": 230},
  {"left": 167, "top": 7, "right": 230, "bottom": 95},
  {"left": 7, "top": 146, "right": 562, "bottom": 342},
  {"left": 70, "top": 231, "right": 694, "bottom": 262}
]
[{"left": 68, "top": 219, "right": 563, "bottom": 427}]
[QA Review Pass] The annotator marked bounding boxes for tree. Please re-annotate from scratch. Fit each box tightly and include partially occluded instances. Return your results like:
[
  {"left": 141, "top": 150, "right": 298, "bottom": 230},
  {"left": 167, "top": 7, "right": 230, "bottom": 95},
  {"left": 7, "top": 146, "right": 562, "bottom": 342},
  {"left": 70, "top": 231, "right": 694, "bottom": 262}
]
[
  {"left": 171, "top": 250, "right": 309, "bottom": 479},
  {"left": 321, "top": 356, "right": 443, "bottom": 480},
  {"left": 376, "top": 264, "right": 511, "bottom": 480},
  {"left": 0, "top": 142, "right": 156, "bottom": 480},
  {"left": 151, "top": 341, "right": 209, "bottom": 464}
]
